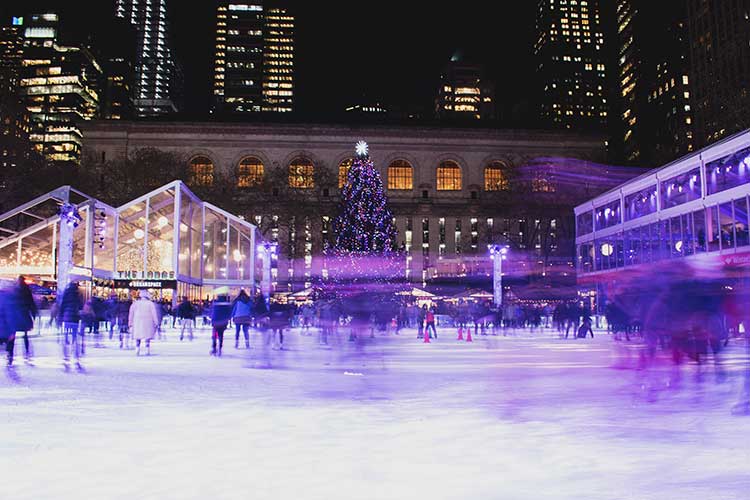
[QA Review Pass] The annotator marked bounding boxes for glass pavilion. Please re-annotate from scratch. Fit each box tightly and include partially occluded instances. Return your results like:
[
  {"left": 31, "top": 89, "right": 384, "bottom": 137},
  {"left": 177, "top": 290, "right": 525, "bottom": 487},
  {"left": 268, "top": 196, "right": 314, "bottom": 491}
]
[{"left": 0, "top": 181, "right": 259, "bottom": 302}]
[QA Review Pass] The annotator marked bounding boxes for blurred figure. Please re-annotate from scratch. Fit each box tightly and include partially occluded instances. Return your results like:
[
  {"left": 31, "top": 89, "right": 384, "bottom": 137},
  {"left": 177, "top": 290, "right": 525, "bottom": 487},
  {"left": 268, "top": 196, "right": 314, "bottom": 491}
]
[
  {"left": 58, "top": 281, "right": 83, "bottom": 369},
  {"left": 268, "top": 300, "right": 289, "bottom": 350},
  {"left": 0, "top": 284, "right": 16, "bottom": 366},
  {"left": 424, "top": 305, "right": 437, "bottom": 339},
  {"left": 210, "top": 294, "right": 232, "bottom": 356},
  {"left": 417, "top": 304, "right": 426, "bottom": 339},
  {"left": 13, "top": 277, "right": 38, "bottom": 362},
  {"left": 128, "top": 289, "right": 160, "bottom": 356},
  {"left": 105, "top": 293, "right": 118, "bottom": 339},
  {"left": 117, "top": 296, "right": 132, "bottom": 349},
  {"left": 231, "top": 290, "right": 252, "bottom": 349},
  {"left": 176, "top": 296, "right": 196, "bottom": 341},
  {"left": 577, "top": 309, "right": 594, "bottom": 338}
]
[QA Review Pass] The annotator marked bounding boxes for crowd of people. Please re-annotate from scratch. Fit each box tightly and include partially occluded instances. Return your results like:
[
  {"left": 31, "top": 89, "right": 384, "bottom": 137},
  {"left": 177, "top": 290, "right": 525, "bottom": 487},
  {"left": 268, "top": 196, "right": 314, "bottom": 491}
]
[{"left": 1, "top": 275, "right": 746, "bottom": 373}]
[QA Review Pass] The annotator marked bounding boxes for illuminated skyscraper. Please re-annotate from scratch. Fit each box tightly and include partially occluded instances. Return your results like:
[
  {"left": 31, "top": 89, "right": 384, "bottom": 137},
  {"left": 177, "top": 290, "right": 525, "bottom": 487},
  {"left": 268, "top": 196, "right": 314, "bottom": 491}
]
[
  {"left": 534, "top": 0, "right": 608, "bottom": 129},
  {"left": 0, "top": 16, "right": 30, "bottom": 170},
  {"left": 115, "top": 0, "right": 181, "bottom": 117},
  {"left": 262, "top": 5, "right": 294, "bottom": 113},
  {"left": 616, "top": 1, "right": 693, "bottom": 165},
  {"left": 686, "top": 0, "right": 750, "bottom": 148},
  {"left": 17, "top": 13, "right": 102, "bottom": 164},
  {"left": 212, "top": 1, "right": 294, "bottom": 115},
  {"left": 435, "top": 53, "right": 495, "bottom": 121}
]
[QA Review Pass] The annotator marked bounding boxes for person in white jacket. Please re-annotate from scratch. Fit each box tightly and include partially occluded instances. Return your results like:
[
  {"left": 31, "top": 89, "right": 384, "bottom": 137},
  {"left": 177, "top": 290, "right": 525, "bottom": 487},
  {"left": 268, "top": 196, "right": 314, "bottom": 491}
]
[{"left": 128, "top": 290, "right": 160, "bottom": 356}]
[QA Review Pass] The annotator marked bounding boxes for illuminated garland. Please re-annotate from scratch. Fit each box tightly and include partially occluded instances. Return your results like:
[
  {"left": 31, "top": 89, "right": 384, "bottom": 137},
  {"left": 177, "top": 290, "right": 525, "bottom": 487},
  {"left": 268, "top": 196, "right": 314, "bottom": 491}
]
[{"left": 325, "top": 141, "right": 405, "bottom": 292}]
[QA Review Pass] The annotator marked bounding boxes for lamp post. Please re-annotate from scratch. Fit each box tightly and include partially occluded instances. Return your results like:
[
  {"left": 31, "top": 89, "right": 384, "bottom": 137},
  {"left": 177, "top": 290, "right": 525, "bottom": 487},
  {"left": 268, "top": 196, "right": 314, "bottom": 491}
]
[
  {"left": 488, "top": 244, "right": 509, "bottom": 308},
  {"left": 257, "top": 241, "right": 277, "bottom": 303}
]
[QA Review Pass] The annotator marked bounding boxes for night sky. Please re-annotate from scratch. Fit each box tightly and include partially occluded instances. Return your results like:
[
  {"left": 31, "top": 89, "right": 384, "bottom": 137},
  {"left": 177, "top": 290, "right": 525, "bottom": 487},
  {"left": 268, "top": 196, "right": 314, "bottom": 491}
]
[{"left": 2, "top": 1, "right": 537, "bottom": 122}]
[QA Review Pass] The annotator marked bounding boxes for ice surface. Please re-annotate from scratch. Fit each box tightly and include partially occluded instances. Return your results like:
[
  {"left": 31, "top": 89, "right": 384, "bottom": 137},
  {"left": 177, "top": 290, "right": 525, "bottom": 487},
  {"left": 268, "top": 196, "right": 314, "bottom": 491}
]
[{"left": 1, "top": 325, "right": 749, "bottom": 500}]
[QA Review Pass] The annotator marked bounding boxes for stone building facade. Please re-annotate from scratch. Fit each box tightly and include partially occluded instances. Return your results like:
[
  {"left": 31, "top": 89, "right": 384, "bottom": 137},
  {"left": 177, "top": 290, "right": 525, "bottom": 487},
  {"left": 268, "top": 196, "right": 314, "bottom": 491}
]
[{"left": 81, "top": 121, "right": 631, "bottom": 294}]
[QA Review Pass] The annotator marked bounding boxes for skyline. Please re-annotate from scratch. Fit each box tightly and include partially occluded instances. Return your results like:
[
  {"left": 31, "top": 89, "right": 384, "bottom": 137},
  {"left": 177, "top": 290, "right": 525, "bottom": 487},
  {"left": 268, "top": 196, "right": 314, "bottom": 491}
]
[{"left": 0, "top": 1, "right": 537, "bottom": 121}]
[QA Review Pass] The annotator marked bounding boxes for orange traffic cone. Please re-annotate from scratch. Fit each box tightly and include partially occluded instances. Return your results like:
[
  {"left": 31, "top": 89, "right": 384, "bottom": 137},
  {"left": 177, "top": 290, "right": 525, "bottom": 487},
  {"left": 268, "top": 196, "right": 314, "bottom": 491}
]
[
  {"left": 457, "top": 327, "right": 463, "bottom": 340},
  {"left": 424, "top": 329, "right": 431, "bottom": 343},
  {"left": 466, "top": 328, "right": 473, "bottom": 342}
]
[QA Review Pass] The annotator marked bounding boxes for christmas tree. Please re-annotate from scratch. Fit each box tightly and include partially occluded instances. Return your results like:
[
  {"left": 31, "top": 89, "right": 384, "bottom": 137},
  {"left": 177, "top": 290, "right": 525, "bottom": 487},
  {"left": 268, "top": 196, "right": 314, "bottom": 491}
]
[
  {"left": 327, "top": 141, "right": 403, "bottom": 286},
  {"left": 333, "top": 141, "right": 396, "bottom": 253}
]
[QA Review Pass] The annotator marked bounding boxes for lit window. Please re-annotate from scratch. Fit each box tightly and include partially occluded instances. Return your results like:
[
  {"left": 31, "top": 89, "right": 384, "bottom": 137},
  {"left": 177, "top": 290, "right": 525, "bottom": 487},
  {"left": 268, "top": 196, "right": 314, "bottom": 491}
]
[
  {"left": 338, "top": 158, "right": 353, "bottom": 188},
  {"left": 237, "top": 156, "right": 264, "bottom": 187},
  {"left": 387, "top": 160, "right": 413, "bottom": 190},
  {"left": 289, "top": 157, "right": 314, "bottom": 189},
  {"left": 189, "top": 156, "right": 214, "bottom": 186},
  {"left": 484, "top": 162, "right": 510, "bottom": 191},
  {"left": 437, "top": 161, "right": 462, "bottom": 191}
]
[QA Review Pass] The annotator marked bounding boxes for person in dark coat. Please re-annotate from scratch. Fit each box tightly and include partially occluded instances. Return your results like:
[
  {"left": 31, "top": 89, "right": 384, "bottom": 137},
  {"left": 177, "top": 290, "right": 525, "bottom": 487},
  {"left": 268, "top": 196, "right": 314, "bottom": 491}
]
[
  {"left": 13, "top": 277, "right": 38, "bottom": 361},
  {"left": 117, "top": 298, "right": 132, "bottom": 349},
  {"left": 231, "top": 290, "right": 253, "bottom": 349},
  {"left": 210, "top": 294, "right": 232, "bottom": 356},
  {"left": 58, "top": 281, "right": 83, "bottom": 364},
  {"left": 0, "top": 287, "right": 16, "bottom": 366},
  {"left": 176, "top": 296, "right": 196, "bottom": 341},
  {"left": 268, "top": 301, "right": 290, "bottom": 349}
]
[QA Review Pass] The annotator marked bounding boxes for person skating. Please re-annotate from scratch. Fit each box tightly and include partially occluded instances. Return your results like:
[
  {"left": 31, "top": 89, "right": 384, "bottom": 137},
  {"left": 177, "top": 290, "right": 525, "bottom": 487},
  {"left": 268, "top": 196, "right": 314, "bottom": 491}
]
[
  {"left": 425, "top": 305, "right": 437, "bottom": 339},
  {"left": 210, "top": 294, "right": 232, "bottom": 356},
  {"left": 268, "top": 300, "right": 289, "bottom": 350},
  {"left": 117, "top": 297, "right": 132, "bottom": 348},
  {"left": 58, "top": 281, "right": 83, "bottom": 368},
  {"left": 231, "top": 290, "right": 253, "bottom": 348},
  {"left": 13, "top": 277, "right": 38, "bottom": 362},
  {"left": 176, "top": 296, "right": 196, "bottom": 341},
  {"left": 417, "top": 304, "right": 426, "bottom": 339},
  {"left": 0, "top": 286, "right": 16, "bottom": 366},
  {"left": 128, "top": 289, "right": 160, "bottom": 356}
]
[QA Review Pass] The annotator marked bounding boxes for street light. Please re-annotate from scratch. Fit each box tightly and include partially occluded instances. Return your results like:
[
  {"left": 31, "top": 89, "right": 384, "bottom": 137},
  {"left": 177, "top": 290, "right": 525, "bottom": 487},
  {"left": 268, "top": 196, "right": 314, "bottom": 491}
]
[
  {"left": 257, "top": 241, "right": 278, "bottom": 302},
  {"left": 488, "top": 244, "right": 509, "bottom": 307}
]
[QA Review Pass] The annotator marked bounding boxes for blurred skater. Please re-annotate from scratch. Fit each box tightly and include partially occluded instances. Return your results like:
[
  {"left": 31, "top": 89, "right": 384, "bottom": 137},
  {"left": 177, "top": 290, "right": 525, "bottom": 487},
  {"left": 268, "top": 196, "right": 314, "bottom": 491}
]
[{"left": 129, "top": 290, "right": 160, "bottom": 356}]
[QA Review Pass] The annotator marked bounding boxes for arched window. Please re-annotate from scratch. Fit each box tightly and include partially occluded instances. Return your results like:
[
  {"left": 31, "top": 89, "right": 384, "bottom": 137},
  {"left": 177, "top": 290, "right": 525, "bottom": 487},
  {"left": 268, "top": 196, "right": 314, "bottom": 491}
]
[
  {"left": 189, "top": 156, "right": 214, "bottom": 186},
  {"left": 338, "top": 158, "right": 353, "bottom": 188},
  {"left": 484, "top": 161, "right": 510, "bottom": 191},
  {"left": 237, "top": 156, "right": 264, "bottom": 188},
  {"left": 387, "top": 160, "right": 413, "bottom": 190},
  {"left": 288, "top": 157, "right": 314, "bottom": 189},
  {"left": 437, "top": 160, "right": 462, "bottom": 191}
]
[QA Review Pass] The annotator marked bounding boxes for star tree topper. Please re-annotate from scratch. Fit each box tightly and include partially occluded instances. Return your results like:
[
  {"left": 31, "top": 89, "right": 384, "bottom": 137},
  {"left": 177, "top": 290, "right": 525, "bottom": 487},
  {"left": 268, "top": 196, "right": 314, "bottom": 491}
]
[{"left": 355, "top": 140, "right": 369, "bottom": 158}]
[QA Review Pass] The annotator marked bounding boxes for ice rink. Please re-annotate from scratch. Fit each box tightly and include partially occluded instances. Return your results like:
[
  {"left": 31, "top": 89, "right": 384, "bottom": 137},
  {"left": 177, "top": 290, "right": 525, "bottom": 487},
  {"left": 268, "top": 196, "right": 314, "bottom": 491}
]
[{"left": 2, "top": 325, "right": 749, "bottom": 500}]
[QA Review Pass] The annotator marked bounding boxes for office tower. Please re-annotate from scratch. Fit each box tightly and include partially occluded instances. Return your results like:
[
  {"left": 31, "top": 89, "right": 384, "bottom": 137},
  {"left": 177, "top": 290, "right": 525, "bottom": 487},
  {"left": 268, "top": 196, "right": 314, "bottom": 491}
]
[
  {"left": 115, "top": 0, "right": 180, "bottom": 117},
  {"left": 0, "top": 16, "right": 24, "bottom": 84},
  {"left": 17, "top": 13, "right": 101, "bottom": 164},
  {"left": 213, "top": 2, "right": 264, "bottom": 113},
  {"left": 261, "top": 4, "right": 293, "bottom": 112},
  {"left": 534, "top": 0, "right": 608, "bottom": 129},
  {"left": 686, "top": 0, "right": 750, "bottom": 147},
  {"left": 213, "top": 1, "right": 294, "bottom": 115},
  {"left": 616, "top": 1, "right": 694, "bottom": 165},
  {"left": 99, "top": 17, "right": 137, "bottom": 120},
  {"left": 435, "top": 52, "right": 495, "bottom": 121}
]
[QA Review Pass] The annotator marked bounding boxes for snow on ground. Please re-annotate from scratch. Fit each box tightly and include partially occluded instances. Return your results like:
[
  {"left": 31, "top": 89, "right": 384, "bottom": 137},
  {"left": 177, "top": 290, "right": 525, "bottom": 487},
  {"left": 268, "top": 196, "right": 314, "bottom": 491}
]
[{"left": 1, "top": 324, "right": 749, "bottom": 500}]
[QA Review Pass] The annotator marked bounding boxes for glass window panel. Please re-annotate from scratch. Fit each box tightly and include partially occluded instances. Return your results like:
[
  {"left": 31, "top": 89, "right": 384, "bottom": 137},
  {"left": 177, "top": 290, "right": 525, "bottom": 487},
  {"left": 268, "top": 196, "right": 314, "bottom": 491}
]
[
  {"left": 594, "top": 200, "right": 622, "bottom": 230},
  {"left": 705, "top": 145, "right": 750, "bottom": 195},
  {"left": 387, "top": 160, "right": 413, "bottom": 190},
  {"left": 615, "top": 236, "right": 624, "bottom": 268},
  {"left": 117, "top": 201, "right": 146, "bottom": 273},
  {"left": 625, "top": 228, "right": 640, "bottom": 266},
  {"left": 289, "top": 157, "right": 314, "bottom": 189},
  {"left": 92, "top": 207, "right": 115, "bottom": 272},
  {"left": 682, "top": 213, "right": 695, "bottom": 256},
  {"left": 576, "top": 211, "right": 593, "bottom": 236},
  {"left": 640, "top": 225, "right": 651, "bottom": 263},
  {"left": 237, "top": 156, "right": 264, "bottom": 188},
  {"left": 19, "top": 223, "right": 55, "bottom": 272},
  {"left": 437, "top": 161, "right": 462, "bottom": 191},
  {"left": 338, "top": 158, "right": 353, "bottom": 189},
  {"left": 484, "top": 162, "right": 509, "bottom": 191},
  {"left": 578, "top": 243, "right": 594, "bottom": 273},
  {"left": 719, "top": 202, "right": 735, "bottom": 250},
  {"left": 624, "top": 186, "right": 658, "bottom": 221},
  {"left": 734, "top": 197, "right": 749, "bottom": 247},
  {"left": 191, "top": 205, "right": 203, "bottom": 279},
  {"left": 650, "top": 222, "right": 663, "bottom": 261},
  {"left": 0, "top": 241, "right": 18, "bottom": 273},
  {"left": 228, "top": 223, "right": 241, "bottom": 280},
  {"left": 670, "top": 216, "right": 683, "bottom": 258},
  {"left": 72, "top": 207, "right": 88, "bottom": 268},
  {"left": 660, "top": 167, "right": 701, "bottom": 209},
  {"left": 661, "top": 220, "right": 672, "bottom": 259},
  {"left": 203, "top": 208, "right": 228, "bottom": 280},
  {"left": 179, "top": 194, "right": 198, "bottom": 277},
  {"left": 693, "top": 209, "right": 707, "bottom": 253},
  {"left": 189, "top": 156, "right": 214, "bottom": 186},
  {"left": 707, "top": 206, "right": 720, "bottom": 252},
  {"left": 147, "top": 189, "right": 176, "bottom": 274}
]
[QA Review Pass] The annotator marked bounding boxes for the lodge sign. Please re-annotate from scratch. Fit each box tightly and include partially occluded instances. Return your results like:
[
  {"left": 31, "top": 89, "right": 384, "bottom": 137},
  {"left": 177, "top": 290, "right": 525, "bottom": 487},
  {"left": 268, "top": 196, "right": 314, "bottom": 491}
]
[{"left": 117, "top": 270, "right": 176, "bottom": 280}]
